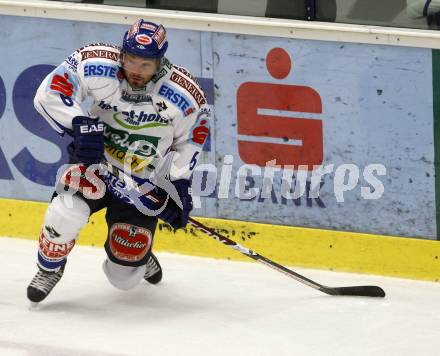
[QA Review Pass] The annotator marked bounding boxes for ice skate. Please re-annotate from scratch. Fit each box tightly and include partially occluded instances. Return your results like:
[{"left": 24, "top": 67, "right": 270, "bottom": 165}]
[
  {"left": 144, "top": 253, "right": 162, "bottom": 284},
  {"left": 27, "top": 265, "right": 65, "bottom": 303}
]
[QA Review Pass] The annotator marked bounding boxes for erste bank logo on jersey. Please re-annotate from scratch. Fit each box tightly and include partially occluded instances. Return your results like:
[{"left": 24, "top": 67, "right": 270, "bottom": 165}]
[
  {"left": 84, "top": 62, "right": 118, "bottom": 79},
  {"left": 158, "top": 83, "right": 195, "bottom": 117}
]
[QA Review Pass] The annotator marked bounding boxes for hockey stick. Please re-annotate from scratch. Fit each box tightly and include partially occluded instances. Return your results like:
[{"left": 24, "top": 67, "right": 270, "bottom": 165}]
[
  {"left": 99, "top": 160, "right": 385, "bottom": 298},
  {"left": 187, "top": 218, "right": 385, "bottom": 297}
]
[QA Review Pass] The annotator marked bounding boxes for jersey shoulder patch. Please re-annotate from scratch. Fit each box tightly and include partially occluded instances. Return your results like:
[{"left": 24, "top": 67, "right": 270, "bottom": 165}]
[
  {"left": 82, "top": 62, "right": 120, "bottom": 80},
  {"left": 63, "top": 43, "right": 121, "bottom": 74},
  {"left": 169, "top": 66, "right": 206, "bottom": 108},
  {"left": 72, "top": 44, "right": 121, "bottom": 81},
  {"left": 156, "top": 81, "right": 197, "bottom": 117},
  {"left": 172, "top": 65, "right": 201, "bottom": 86},
  {"left": 156, "top": 65, "right": 206, "bottom": 113},
  {"left": 77, "top": 43, "right": 121, "bottom": 63}
]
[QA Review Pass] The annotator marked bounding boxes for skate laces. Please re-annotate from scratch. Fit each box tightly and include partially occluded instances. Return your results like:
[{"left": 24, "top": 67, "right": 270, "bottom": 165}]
[
  {"left": 29, "top": 268, "right": 64, "bottom": 294},
  {"left": 144, "top": 255, "right": 160, "bottom": 279}
]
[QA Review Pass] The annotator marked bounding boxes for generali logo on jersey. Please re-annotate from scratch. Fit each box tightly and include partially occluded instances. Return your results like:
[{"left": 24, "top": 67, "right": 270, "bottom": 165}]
[
  {"left": 236, "top": 48, "right": 323, "bottom": 171},
  {"left": 170, "top": 71, "right": 206, "bottom": 107},
  {"left": 81, "top": 50, "right": 119, "bottom": 62}
]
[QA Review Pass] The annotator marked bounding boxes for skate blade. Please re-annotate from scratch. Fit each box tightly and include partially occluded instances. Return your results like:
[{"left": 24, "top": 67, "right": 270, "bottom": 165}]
[{"left": 28, "top": 301, "right": 41, "bottom": 310}]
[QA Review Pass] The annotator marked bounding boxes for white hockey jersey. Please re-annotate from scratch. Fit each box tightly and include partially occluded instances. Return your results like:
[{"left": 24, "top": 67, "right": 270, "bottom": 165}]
[{"left": 34, "top": 43, "right": 210, "bottom": 185}]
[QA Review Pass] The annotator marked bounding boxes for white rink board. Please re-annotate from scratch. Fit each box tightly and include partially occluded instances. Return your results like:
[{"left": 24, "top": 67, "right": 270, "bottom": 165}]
[
  {"left": 211, "top": 33, "right": 435, "bottom": 238},
  {"left": 1, "top": 237, "right": 440, "bottom": 356}
]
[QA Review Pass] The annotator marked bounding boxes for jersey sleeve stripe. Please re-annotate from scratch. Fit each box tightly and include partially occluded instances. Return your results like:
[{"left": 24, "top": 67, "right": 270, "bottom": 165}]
[{"left": 36, "top": 101, "right": 71, "bottom": 135}]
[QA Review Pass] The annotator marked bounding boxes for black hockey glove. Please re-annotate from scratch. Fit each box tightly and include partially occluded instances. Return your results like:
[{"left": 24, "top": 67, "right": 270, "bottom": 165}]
[
  {"left": 70, "top": 116, "right": 104, "bottom": 165},
  {"left": 158, "top": 179, "right": 193, "bottom": 229}
]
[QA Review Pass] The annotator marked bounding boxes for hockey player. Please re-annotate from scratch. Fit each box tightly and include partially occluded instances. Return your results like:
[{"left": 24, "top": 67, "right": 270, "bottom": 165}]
[{"left": 27, "top": 19, "right": 210, "bottom": 302}]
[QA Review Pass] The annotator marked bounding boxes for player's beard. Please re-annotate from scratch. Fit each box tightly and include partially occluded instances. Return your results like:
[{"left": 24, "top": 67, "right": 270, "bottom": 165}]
[{"left": 127, "top": 73, "right": 149, "bottom": 89}]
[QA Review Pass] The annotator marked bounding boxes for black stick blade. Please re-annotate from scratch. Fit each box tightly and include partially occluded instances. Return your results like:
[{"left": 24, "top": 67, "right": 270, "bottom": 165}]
[{"left": 323, "top": 286, "right": 386, "bottom": 298}]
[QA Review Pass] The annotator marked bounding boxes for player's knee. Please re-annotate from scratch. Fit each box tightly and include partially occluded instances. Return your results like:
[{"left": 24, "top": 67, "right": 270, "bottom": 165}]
[
  {"left": 102, "top": 259, "right": 145, "bottom": 290},
  {"left": 43, "top": 194, "right": 90, "bottom": 244},
  {"left": 107, "top": 223, "right": 153, "bottom": 264}
]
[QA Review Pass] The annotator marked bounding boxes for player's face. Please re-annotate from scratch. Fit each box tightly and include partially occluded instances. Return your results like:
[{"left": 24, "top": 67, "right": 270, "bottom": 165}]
[{"left": 122, "top": 53, "right": 159, "bottom": 88}]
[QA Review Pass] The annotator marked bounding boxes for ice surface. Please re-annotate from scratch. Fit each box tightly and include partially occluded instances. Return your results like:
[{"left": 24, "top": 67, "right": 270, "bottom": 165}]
[{"left": 0, "top": 237, "right": 439, "bottom": 356}]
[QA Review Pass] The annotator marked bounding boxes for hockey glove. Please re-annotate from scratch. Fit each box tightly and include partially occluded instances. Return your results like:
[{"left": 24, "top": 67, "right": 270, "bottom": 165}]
[
  {"left": 70, "top": 116, "right": 104, "bottom": 165},
  {"left": 158, "top": 179, "right": 193, "bottom": 229}
]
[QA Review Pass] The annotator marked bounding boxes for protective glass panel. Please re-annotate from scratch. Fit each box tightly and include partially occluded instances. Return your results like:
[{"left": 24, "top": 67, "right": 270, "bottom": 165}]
[{"left": 48, "top": 0, "right": 440, "bottom": 30}]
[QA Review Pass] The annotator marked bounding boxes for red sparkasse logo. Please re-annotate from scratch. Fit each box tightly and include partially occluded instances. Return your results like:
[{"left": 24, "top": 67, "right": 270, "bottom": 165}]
[
  {"left": 236, "top": 48, "right": 323, "bottom": 170},
  {"left": 50, "top": 73, "right": 74, "bottom": 97},
  {"left": 192, "top": 118, "right": 209, "bottom": 145}
]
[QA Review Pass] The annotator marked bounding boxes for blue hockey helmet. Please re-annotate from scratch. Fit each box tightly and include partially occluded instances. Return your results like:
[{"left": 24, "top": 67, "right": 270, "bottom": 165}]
[{"left": 122, "top": 19, "right": 168, "bottom": 59}]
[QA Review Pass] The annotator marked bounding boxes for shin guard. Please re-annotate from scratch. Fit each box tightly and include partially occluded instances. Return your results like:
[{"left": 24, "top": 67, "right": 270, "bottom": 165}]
[{"left": 37, "top": 194, "right": 90, "bottom": 272}]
